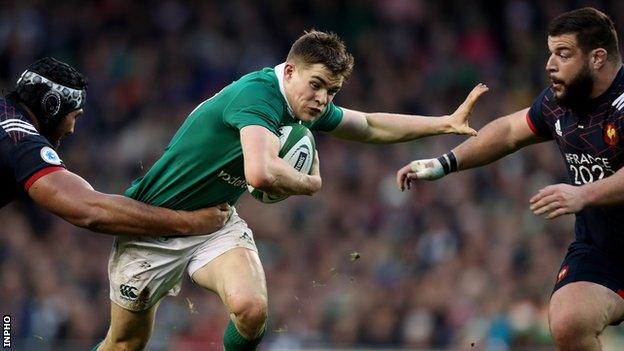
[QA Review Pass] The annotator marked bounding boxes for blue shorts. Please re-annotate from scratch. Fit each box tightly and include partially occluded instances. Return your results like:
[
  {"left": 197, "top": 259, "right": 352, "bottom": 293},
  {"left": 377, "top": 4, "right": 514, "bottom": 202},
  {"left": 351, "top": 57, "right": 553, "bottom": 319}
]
[{"left": 553, "top": 241, "right": 624, "bottom": 325}]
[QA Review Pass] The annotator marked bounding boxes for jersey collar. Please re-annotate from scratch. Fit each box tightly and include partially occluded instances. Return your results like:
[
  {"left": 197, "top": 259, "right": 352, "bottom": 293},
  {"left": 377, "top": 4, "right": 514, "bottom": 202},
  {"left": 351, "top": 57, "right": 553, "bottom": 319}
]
[
  {"left": 5, "top": 96, "right": 38, "bottom": 129},
  {"left": 274, "top": 63, "right": 296, "bottom": 119}
]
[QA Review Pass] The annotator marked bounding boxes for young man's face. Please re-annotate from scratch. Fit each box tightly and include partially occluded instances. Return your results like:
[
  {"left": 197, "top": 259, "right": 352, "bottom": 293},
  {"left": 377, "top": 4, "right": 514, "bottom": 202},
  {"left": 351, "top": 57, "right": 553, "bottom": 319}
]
[
  {"left": 546, "top": 33, "right": 595, "bottom": 109},
  {"left": 283, "top": 62, "right": 343, "bottom": 122},
  {"left": 48, "top": 109, "right": 83, "bottom": 147}
]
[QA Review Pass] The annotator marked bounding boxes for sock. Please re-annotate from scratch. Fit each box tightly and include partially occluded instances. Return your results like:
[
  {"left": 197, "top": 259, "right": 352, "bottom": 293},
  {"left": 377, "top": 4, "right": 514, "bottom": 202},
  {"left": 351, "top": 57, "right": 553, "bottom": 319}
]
[
  {"left": 89, "top": 341, "right": 102, "bottom": 351},
  {"left": 223, "top": 319, "right": 266, "bottom": 351}
]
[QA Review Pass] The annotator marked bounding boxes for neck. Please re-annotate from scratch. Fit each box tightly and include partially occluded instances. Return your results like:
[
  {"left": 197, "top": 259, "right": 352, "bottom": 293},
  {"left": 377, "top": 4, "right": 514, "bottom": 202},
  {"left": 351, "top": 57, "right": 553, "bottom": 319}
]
[
  {"left": 591, "top": 61, "right": 622, "bottom": 98},
  {"left": 275, "top": 63, "right": 296, "bottom": 118}
]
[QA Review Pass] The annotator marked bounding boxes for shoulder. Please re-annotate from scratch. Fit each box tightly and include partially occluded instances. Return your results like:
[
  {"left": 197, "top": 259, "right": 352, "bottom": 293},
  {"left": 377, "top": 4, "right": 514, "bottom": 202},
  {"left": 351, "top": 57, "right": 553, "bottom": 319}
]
[
  {"left": 535, "top": 87, "right": 555, "bottom": 108},
  {"left": 532, "top": 87, "right": 565, "bottom": 120},
  {"left": 233, "top": 69, "right": 280, "bottom": 99},
  {"left": 610, "top": 76, "right": 624, "bottom": 113},
  {"left": 0, "top": 98, "right": 40, "bottom": 142},
  {"left": 226, "top": 69, "right": 284, "bottom": 112}
]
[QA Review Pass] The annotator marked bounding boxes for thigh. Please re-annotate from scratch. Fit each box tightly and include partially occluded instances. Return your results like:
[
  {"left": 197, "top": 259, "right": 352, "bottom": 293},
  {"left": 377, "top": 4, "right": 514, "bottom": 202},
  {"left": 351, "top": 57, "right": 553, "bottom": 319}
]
[
  {"left": 108, "top": 236, "right": 199, "bottom": 311},
  {"left": 191, "top": 247, "right": 267, "bottom": 309},
  {"left": 550, "top": 281, "right": 624, "bottom": 328}
]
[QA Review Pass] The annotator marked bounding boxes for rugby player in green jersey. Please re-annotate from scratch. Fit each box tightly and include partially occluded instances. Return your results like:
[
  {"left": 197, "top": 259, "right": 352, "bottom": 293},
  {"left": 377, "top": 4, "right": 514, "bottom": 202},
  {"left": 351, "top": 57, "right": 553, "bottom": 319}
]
[{"left": 95, "top": 30, "right": 488, "bottom": 351}]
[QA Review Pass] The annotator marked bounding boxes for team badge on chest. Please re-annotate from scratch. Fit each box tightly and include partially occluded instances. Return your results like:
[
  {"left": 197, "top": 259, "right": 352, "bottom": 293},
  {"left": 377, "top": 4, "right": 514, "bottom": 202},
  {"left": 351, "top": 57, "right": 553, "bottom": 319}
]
[{"left": 603, "top": 123, "right": 619, "bottom": 146}]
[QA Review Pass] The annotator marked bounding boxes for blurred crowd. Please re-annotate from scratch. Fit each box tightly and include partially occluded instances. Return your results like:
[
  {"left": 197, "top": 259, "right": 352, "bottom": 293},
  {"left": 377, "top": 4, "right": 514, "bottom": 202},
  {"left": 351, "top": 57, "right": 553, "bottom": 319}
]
[{"left": 2, "top": 0, "right": 624, "bottom": 350}]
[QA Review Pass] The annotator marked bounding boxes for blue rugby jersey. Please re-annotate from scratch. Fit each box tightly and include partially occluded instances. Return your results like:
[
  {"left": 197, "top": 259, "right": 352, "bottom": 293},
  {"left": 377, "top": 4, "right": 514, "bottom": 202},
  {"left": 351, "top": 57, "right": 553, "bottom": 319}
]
[
  {"left": 527, "top": 67, "right": 624, "bottom": 259},
  {"left": 0, "top": 97, "right": 65, "bottom": 208}
]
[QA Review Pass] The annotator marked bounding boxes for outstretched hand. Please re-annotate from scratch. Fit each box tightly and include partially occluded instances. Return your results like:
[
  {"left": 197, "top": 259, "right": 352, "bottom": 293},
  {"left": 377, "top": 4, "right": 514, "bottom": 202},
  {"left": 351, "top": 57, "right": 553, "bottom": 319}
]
[{"left": 446, "top": 83, "right": 489, "bottom": 136}]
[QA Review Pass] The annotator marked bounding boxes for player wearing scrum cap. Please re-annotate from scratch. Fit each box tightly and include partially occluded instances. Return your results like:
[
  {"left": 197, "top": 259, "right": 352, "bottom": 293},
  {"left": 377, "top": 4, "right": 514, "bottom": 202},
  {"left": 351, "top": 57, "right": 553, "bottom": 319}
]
[{"left": 0, "top": 57, "right": 231, "bottom": 236}]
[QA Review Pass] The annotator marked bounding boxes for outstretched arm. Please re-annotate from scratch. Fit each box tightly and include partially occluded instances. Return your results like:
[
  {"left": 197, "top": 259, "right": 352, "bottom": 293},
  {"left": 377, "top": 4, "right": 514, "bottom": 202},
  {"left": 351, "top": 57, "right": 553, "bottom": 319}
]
[
  {"left": 328, "top": 84, "right": 488, "bottom": 143},
  {"left": 28, "top": 170, "right": 231, "bottom": 236},
  {"left": 396, "top": 108, "right": 546, "bottom": 190}
]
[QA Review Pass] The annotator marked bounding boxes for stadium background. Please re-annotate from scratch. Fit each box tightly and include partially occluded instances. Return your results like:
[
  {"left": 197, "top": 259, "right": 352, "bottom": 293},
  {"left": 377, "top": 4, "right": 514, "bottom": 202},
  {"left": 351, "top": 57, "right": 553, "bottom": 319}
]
[{"left": 1, "top": 0, "right": 624, "bottom": 350}]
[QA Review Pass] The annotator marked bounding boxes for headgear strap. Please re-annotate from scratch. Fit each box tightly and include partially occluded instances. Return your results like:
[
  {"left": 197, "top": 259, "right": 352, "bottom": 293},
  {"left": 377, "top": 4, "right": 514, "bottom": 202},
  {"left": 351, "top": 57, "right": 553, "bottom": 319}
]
[{"left": 16, "top": 70, "right": 86, "bottom": 114}]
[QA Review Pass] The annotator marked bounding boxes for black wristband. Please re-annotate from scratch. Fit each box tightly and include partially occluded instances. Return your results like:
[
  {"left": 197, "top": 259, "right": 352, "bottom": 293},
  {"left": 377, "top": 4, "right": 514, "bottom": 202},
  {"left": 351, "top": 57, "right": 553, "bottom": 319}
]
[
  {"left": 436, "top": 151, "right": 458, "bottom": 174},
  {"left": 437, "top": 155, "right": 450, "bottom": 174},
  {"left": 446, "top": 151, "right": 458, "bottom": 172}
]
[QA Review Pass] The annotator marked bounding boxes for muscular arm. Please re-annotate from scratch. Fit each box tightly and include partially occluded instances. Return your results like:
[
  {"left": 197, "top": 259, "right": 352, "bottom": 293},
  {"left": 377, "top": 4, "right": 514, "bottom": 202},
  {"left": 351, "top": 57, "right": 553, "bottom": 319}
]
[
  {"left": 28, "top": 170, "right": 230, "bottom": 236},
  {"left": 240, "top": 125, "right": 321, "bottom": 196},
  {"left": 397, "top": 108, "right": 547, "bottom": 190},
  {"left": 453, "top": 108, "right": 544, "bottom": 170},
  {"left": 328, "top": 84, "right": 488, "bottom": 143}
]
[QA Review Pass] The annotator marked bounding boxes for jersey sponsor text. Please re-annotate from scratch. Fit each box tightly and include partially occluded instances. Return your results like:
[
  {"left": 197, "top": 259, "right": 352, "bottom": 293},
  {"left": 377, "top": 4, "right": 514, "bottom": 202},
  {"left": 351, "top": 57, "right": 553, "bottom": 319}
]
[{"left": 217, "top": 170, "right": 247, "bottom": 188}]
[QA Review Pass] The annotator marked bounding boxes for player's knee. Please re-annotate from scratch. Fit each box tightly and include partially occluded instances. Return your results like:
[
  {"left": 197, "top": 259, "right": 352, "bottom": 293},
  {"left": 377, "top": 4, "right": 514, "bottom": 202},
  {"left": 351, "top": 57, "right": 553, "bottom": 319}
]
[
  {"left": 229, "top": 294, "right": 268, "bottom": 331},
  {"left": 550, "top": 309, "right": 599, "bottom": 348}
]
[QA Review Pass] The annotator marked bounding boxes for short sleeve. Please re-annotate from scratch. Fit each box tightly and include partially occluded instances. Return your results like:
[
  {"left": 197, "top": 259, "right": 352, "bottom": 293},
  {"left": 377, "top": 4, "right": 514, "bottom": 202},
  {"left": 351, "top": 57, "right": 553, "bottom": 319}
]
[
  {"left": 526, "top": 88, "right": 553, "bottom": 139},
  {"left": 10, "top": 135, "right": 66, "bottom": 190},
  {"left": 308, "top": 103, "right": 344, "bottom": 132}
]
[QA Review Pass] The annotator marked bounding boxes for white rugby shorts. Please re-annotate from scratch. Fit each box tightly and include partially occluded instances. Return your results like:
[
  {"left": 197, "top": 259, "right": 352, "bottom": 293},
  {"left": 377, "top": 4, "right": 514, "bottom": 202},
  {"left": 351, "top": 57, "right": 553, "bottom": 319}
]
[{"left": 108, "top": 207, "right": 257, "bottom": 311}]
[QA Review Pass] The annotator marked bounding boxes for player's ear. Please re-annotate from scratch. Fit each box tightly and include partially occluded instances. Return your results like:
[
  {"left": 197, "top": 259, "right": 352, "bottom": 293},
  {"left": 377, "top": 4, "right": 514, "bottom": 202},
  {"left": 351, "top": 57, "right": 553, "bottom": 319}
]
[
  {"left": 590, "top": 48, "right": 608, "bottom": 70},
  {"left": 284, "top": 62, "right": 295, "bottom": 80}
]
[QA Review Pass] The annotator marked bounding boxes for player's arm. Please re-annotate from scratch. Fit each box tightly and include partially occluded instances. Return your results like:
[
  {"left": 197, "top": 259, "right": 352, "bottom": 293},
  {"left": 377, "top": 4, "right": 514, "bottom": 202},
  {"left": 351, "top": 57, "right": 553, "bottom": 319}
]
[
  {"left": 27, "top": 169, "right": 231, "bottom": 236},
  {"left": 452, "top": 107, "right": 544, "bottom": 168},
  {"left": 396, "top": 108, "right": 546, "bottom": 190},
  {"left": 530, "top": 166, "right": 624, "bottom": 219},
  {"left": 240, "top": 125, "right": 321, "bottom": 196},
  {"left": 328, "top": 84, "right": 488, "bottom": 143},
  {"left": 571, "top": 169, "right": 624, "bottom": 207}
]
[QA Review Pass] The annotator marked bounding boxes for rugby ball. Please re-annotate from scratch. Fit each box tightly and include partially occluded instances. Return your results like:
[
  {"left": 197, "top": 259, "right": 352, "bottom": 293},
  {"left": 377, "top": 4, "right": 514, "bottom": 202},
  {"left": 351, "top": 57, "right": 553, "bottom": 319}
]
[{"left": 248, "top": 123, "right": 316, "bottom": 203}]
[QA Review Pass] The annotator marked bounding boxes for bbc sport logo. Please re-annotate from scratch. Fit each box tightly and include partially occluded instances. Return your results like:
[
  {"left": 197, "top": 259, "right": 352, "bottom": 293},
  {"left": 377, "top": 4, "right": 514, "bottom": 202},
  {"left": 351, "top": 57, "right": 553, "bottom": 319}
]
[{"left": 3, "top": 315, "right": 11, "bottom": 348}]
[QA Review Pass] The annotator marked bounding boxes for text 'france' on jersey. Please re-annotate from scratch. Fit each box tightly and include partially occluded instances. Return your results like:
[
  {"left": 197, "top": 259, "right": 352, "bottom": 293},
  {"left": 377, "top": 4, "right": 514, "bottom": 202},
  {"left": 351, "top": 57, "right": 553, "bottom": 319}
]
[{"left": 527, "top": 68, "right": 624, "bottom": 259}]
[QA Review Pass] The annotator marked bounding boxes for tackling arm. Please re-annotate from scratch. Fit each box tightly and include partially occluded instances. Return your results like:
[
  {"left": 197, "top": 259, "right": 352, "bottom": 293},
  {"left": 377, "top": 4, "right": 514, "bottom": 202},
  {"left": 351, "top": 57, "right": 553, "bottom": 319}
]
[
  {"left": 240, "top": 125, "right": 321, "bottom": 196},
  {"left": 328, "top": 84, "right": 488, "bottom": 143},
  {"left": 28, "top": 170, "right": 231, "bottom": 236}
]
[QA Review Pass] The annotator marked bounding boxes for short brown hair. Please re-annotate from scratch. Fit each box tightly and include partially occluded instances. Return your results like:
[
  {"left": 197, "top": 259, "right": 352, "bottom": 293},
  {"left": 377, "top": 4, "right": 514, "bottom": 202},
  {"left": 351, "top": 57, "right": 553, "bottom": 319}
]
[
  {"left": 287, "top": 30, "right": 354, "bottom": 80},
  {"left": 549, "top": 7, "right": 621, "bottom": 63}
]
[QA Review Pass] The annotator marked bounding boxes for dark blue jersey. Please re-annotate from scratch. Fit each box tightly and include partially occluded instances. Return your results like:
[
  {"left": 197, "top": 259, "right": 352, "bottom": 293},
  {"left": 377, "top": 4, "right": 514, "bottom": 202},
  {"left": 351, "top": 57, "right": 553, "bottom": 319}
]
[
  {"left": 527, "top": 67, "right": 624, "bottom": 259},
  {"left": 0, "top": 98, "right": 65, "bottom": 208}
]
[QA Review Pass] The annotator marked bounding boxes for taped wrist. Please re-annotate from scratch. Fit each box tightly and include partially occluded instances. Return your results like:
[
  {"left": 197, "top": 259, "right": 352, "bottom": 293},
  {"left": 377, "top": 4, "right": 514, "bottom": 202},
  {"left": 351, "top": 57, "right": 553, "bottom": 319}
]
[{"left": 436, "top": 152, "right": 458, "bottom": 174}]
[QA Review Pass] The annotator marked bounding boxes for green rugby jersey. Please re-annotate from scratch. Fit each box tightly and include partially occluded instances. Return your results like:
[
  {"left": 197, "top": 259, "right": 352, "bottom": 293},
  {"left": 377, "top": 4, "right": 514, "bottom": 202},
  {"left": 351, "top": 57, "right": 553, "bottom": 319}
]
[{"left": 124, "top": 64, "right": 343, "bottom": 210}]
